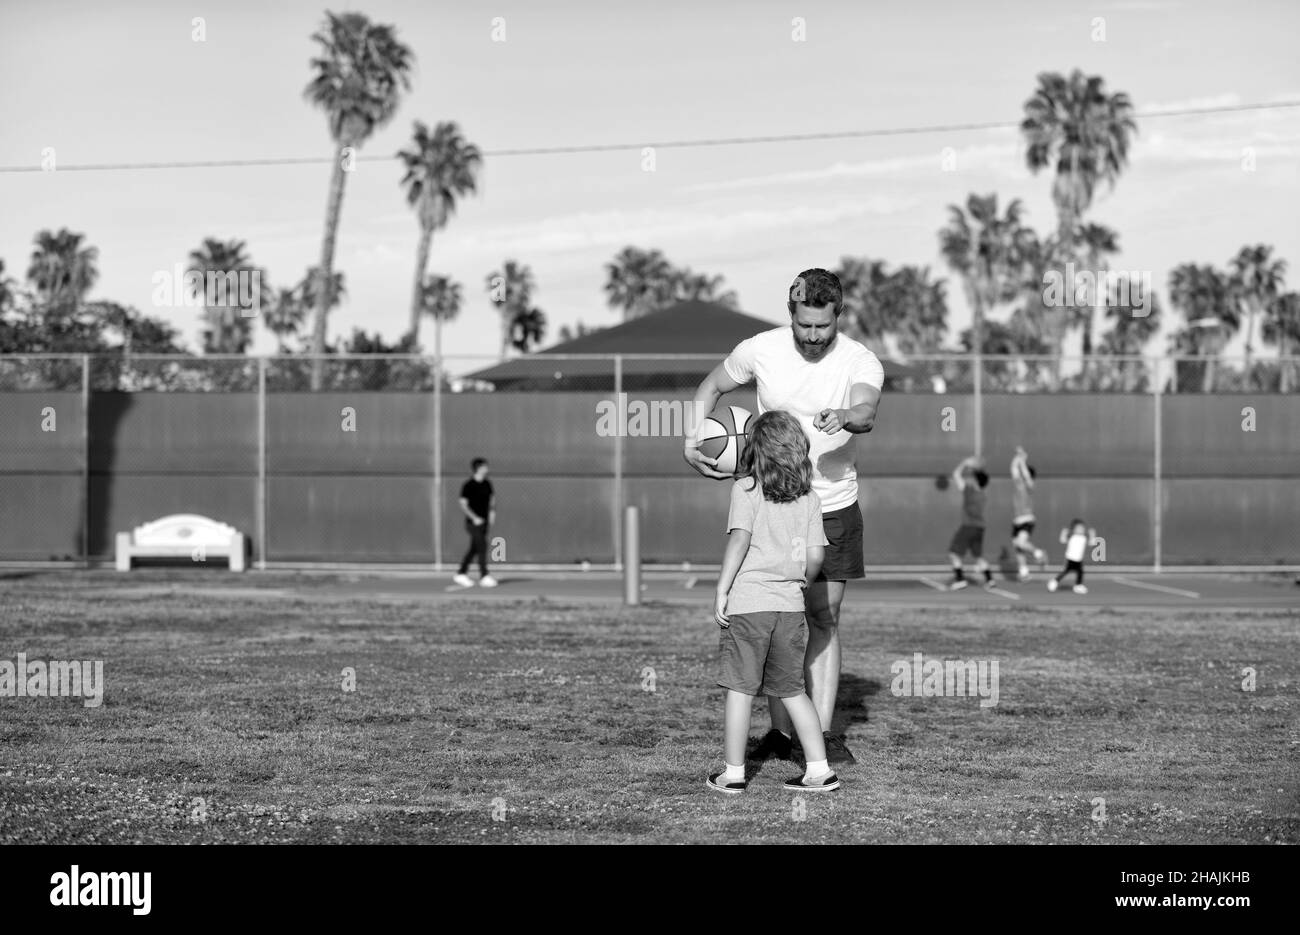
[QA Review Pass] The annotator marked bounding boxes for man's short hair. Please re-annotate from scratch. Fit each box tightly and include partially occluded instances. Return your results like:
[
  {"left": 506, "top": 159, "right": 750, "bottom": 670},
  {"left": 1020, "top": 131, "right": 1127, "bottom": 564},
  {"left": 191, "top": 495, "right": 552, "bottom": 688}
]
[
  {"left": 788, "top": 268, "right": 843, "bottom": 316},
  {"left": 471, "top": 457, "right": 488, "bottom": 472}
]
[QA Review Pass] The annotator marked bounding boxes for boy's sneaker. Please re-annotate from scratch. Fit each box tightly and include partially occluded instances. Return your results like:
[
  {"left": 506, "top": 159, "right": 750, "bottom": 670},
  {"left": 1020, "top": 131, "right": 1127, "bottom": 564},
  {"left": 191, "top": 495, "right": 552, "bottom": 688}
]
[
  {"left": 983, "top": 579, "right": 997, "bottom": 590},
  {"left": 750, "top": 729, "right": 793, "bottom": 761},
  {"left": 1073, "top": 584, "right": 1088, "bottom": 594},
  {"left": 479, "top": 575, "right": 498, "bottom": 588},
  {"left": 452, "top": 573, "right": 474, "bottom": 588},
  {"left": 1034, "top": 549, "right": 1047, "bottom": 568},
  {"left": 783, "top": 771, "right": 841, "bottom": 792},
  {"left": 1046, "top": 579, "right": 1059, "bottom": 592},
  {"left": 706, "top": 772, "right": 747, "bottom": 794},
  {"left": 823, "top": 732, "right": 856, "bottom": 765},
  {"left": 949, "top": 579, "right": 968, "bottom": 591}
]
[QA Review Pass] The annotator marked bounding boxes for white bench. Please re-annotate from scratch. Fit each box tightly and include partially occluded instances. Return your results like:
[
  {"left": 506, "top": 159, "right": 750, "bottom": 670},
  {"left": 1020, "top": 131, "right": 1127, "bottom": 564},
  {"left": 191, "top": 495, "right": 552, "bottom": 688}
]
[{"left": 115, "top": 514, "right": 246, "bottom": 572}]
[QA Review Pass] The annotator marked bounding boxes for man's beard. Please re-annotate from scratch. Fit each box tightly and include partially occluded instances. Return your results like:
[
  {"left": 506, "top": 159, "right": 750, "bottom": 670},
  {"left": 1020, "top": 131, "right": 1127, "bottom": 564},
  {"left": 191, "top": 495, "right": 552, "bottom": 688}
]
[{"left": 796, "top": 333, "right": 835, "bottom": 358}]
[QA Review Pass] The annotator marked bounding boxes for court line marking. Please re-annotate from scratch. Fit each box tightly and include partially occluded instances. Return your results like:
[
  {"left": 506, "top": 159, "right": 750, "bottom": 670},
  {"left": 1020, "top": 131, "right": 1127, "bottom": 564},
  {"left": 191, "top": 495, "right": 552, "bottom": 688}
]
[
  {"left": 917, "top": 577, "right": 949, "bottom": 591},
  {"left": 1110, "top": 576, "right": 1200, "bottom": 599},
  {"left": 985, "top": 585, "right": 1021, "bottom": 600}
]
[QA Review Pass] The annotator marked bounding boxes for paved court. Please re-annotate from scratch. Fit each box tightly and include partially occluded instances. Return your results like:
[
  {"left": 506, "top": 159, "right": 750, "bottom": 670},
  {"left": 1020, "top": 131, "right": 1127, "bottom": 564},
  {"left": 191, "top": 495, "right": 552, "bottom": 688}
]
[{"left": 301, "top": 570, "right": 1299, "bottom": 610}]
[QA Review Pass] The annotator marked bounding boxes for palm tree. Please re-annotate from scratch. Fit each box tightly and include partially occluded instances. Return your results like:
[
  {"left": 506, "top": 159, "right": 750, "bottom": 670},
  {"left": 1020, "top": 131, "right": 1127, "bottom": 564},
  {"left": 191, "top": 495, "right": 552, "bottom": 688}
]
[
  {"left": 1098, "top": 279, "right": 1161, "bottom": 391},
  {"left": 416, "top": 273, "right": 463, "bottom": 364},
  {"left": 1261, "top": 291, "right": 1300, "bottom": 393},
  {"left": 604, "top": 247, "right": 676, "bottom": 320},
  {"left": 889, "top": 266, "right": 949, "bottom": 356},
  {"left": 27, "top": 228, "right": 99, "bottom": 314},
  {"left": 486, "top": 260, "right": 537, "bottom": 361},
  {"left": 1229, "top": 244, "right": 1287, "bottom": 382},
  {"left": 939, "top": 194, "right": 1027, "bottom": 365},
  {"left": 265, "top": 287, "right": 308, "bottom": 353},
  {"left": 1020, "top": 70, "right": 1137, "bottom": 243},
  {"left": 833, "top": 257, "right": 893, "bottom": 351},
  {"left": 1168, "top": 263, "right": 1238, "bottom": 392},
  {"left": 304, "top": 11, "right": 414, "bottom": 388},
  {"left": 397, "top": 121, "right": 482, "bottom": 348},
  {"left": 509, "top": 308, "right": 547, "bottom": 353},
  {"left": 0, "top": 259, "right": 16, "bottom": 313},
  {"left": 1074, "top": 222, "right": 1120, "bottom": 359},
  {"left": 188, "top": 238, "right": 257, "bottom": 354},
  {"left": 672, "top": 268, "right": 739, "bottom": 308}
]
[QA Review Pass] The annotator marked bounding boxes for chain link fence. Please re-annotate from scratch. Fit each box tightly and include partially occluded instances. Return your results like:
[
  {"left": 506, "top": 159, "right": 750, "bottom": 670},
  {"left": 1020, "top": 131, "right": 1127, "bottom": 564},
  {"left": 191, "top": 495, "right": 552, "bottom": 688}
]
[{"left": 0, "top": 353, "right": 1296, "bottom": 568}]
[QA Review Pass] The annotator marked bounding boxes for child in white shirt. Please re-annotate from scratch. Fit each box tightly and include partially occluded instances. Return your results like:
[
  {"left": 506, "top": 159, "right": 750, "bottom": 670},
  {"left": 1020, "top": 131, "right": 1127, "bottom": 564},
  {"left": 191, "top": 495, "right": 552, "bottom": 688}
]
[{"left": 1047, "top": 519, "right": 1096, "bottom": 594}]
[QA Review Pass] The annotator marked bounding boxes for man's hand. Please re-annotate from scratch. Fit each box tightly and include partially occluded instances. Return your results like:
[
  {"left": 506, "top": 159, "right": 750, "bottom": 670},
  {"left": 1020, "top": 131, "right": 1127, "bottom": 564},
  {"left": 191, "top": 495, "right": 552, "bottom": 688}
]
[
  {"left": 472, "top": 516, "right": 484, "bottom": 526},
  {"left": 814, "top": 408, "right": 846, "bottom": 434},
  {"left": 714, "top": 592, "right": 730, "bottom": 628},
  {"left": 684, "top": 442, "right": 733, "bottom": 480}
]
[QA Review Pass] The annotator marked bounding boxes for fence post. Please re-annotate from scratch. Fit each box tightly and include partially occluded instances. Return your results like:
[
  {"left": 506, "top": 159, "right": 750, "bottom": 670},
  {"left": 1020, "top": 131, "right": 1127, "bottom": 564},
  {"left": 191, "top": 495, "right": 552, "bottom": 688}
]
[
  {"left": 433, "top": 353, "right": 443, "bottom": 573},
  {"left": 81, "top": 354, "right": 90, "bottom": 569},
  {"left": 973, "top": 351, "right": 983, "bottom": 459},
  {"left": 623, "top": 505, "right": 640, "bottom": 605},
  {"left": 1153, "top": 356, "right": 1163, "bottom": 574},
  {"left": 613, "top": 354, "right": 623, "bottom": 569},
  {"left": 257, "top": 356, "right": 267, "bottom": 571}
]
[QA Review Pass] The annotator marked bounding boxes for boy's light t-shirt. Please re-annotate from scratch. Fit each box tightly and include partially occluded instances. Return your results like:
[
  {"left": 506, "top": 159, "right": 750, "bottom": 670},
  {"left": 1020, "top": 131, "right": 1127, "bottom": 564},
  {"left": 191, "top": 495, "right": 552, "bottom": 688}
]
[
  {"left": 724, "top": 480, "right": 828, "bottom": 615},
  {"left": 1064, "top": 531, "right": 1088, "bottom": 562},
  {"left": 723, "top": 327, "right": 884, "bottom": 514}
]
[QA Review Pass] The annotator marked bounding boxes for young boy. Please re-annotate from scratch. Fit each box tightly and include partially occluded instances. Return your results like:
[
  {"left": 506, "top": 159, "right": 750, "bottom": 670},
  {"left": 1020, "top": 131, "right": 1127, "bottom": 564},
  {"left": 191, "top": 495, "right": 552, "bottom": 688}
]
[
  {"left": 453, "top": 458, "right": 496, "bottom": 588},
  {"left": 1010, "top": 446, "right": 1047, "bottom": 581},
  {"left": 1048, "top": 519, "right": 1095, "bottom": 594},
  {"left": 710, "top": 411, "right": 840, "bottom": 794},
  {"left": 948, "top": 455, "right": 994, "bottom": 590}
]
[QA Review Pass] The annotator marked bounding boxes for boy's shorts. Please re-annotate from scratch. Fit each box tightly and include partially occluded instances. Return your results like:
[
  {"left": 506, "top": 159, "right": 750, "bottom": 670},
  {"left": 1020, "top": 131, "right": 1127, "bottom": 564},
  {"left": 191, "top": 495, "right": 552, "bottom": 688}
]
[
  {"left": 717, "top": 611, "right": 808, "bottom": 698},
  {"left": 949, "top": 524, "right": 985, "bottom": 558},
  {"left": 815, "top": 501, "right": 865, "bottom": 581}
]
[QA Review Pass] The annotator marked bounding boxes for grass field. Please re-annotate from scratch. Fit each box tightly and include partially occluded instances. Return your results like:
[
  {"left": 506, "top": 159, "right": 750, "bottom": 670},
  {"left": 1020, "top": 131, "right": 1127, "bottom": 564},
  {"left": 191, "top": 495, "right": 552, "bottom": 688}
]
[{"left": 0, "top": 569, "right": 1295, "bottom": 844}]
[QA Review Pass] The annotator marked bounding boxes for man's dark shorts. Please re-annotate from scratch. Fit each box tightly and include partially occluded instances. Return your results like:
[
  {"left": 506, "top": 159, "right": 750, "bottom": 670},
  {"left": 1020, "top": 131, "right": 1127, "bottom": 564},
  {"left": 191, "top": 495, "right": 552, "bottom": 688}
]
[
  {"left": 717, "top": 611, "right": 808, "bottom": 698},
  {"left": 1012, "top": 520, "right": 1035, "bottom": 538},
  {"left": 949, "top": 524, "right": 985, "bottom": 558},
  {"left": 815, "top": 501, "right": 865, "bottom": 581}
]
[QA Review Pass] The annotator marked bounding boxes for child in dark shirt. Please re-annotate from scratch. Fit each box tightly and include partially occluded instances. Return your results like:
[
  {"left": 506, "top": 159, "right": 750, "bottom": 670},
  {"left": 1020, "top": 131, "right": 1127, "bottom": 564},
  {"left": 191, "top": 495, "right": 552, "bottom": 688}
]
[{"left": 454, "top": 458, "right": 496, "bottom": 588}]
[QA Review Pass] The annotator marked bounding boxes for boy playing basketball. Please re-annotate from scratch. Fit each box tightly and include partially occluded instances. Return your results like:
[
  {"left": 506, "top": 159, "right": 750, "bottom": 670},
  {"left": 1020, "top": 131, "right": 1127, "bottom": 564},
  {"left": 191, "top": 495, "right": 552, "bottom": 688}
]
[
  {"left": 948, "top": 455, "right": 994, "bottom": 590},
  {"left": 1010, "top": 446, "right": 1047, "bottom": 581}
]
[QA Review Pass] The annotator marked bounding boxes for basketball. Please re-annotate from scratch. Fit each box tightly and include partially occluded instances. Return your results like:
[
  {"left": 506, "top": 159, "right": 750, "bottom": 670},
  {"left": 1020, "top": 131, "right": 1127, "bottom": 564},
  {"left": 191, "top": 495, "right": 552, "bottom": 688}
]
[{"left": 696, "top": 405, "right": 754, "bottom": 475}]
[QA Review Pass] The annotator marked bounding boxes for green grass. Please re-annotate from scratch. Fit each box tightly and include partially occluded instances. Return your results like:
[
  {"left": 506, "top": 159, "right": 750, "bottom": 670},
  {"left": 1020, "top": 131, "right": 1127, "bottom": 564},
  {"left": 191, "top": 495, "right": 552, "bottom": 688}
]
[{"left": 0, "top": 570, "right": 1295, "bottom": 844}]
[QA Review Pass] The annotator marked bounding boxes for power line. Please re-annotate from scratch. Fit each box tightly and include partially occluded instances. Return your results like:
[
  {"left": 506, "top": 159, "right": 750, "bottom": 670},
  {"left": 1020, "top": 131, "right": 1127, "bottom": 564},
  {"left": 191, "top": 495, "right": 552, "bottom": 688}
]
[{"left": 1, "top": 101, "right": 1296, "bottom": 174}]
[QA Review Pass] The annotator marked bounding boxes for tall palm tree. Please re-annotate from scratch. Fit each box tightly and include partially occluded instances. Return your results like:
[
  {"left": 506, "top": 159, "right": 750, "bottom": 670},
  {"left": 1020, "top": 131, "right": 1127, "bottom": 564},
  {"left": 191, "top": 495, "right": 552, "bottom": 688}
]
[
  {"left": 300, "top": 265, "right": 347, "bottom": 324},
  {"left": 509, "top": 308, "right": 547, "bottom": 353},
  {"left": 1229, "top": 244, "right": 1287, "bottom": 380},
  {"left": 1168, "top": 263, "right": 1238, "bottom": 392},
  {"left": 416, "top": 273, "right": 463, "bottom": 364},
  {"left": 0, "top": 259, "right": 16, "bottom": 313},
  {"left": 1098, "top": 278, "right": 1161, "bottom": 391},
  {"left": 188, "top": 238, "right": 256, "bottom": 354},
  {"left": 833, "top": 257, "right": 894, "bottom": 351},
  {"left": 1074, "top": 222, "right": 1120, "bottom": 358},
  {"left": 1020, "top": 70, "right": 1137, "bottom": 243},
  {"left": 304, "top": 11, "right": 414, "bottom": 388},
  {"left": 939, "top": 194, "right": 1027, "bottom": 363},
  {"left": 604, "top": 247, "right": 676, "bottom": 320},
  {"left": 1261, "top": 291, "right": 1300, "bottom": 393},
  {"left": 889, "top": 266, "right": 949, "bottom": 356},
  {"left": 486, "top": 260, "right": 537, "bottom": 361},
  {"left": 397, "top": 121, "right": 482, "bottom": 347},
  {"left": 27, "top": 228, "right": 99, "bottom": 314}
]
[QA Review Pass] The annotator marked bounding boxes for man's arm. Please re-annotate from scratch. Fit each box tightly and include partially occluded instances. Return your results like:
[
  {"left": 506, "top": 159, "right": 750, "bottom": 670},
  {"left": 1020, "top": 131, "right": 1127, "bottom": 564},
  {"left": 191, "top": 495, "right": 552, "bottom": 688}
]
[
  {"left": 684, "top": 361, "right": 745, "bottom": 480},
  {"left": 951, "top": 457, "right": 975, "bottom": 492},
  {"left": 458, "top": 496, "right": 481, "bottom": 524},
  {"left": 812, "top": 383, "right": 881, "bottom": 435},
  {"left": 714, "top": 528, "right": 751, "bottom": 627}
]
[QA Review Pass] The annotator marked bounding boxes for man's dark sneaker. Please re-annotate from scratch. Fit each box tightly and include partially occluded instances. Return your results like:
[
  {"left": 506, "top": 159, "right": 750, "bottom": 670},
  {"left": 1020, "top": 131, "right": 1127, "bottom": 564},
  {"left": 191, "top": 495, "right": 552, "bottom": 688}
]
[
  {"left": 823, "top": 732, "right": 857, "bottom": 765},
  {"left": 783, "top": 771, "right": 841, "bottom": 792},
  {"left": 749, "top": 728, "right": 793, "bottom": 761},
  {"left": 706, "top": 772, "right": 747, "bottom": 794}
]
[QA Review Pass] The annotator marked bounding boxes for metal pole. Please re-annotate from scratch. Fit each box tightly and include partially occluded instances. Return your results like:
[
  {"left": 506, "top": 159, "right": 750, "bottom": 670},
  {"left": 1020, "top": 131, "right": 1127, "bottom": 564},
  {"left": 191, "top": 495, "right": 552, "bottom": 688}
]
[
  {"left": 433, "top": 353, "right": 443, "bottom": 573},
  {"left": 1153, "top": 356, "right": 1163, "bottom": 574},
  {"left": 81, "top": 354, "right": 90, "bottom": 569},
  {"left": 613, "top": 354, "right": 623, "bottom": 569},
  {"left": 623, "top": 504, "right": 640, "bottom": 605},
  {"left": 973, "top": 351, "right": 983, "bottom": 459},
  {"left": 256, "top": 357, "right": 267, "bottom": 570}
]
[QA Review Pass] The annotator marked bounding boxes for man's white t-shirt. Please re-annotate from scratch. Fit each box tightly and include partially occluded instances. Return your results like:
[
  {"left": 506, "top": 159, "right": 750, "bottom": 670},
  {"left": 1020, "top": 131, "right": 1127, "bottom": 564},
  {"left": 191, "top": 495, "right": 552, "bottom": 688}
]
[{"left": 722, "top": 326, "right": 884, "bottom": 514}]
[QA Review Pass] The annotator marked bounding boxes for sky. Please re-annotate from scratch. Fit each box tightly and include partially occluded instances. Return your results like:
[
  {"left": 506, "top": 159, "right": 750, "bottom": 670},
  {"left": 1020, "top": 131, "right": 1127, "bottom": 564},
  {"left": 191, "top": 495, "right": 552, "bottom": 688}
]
[{"left": 1, "top": 0, "right": 1298, "bottom": 369}]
